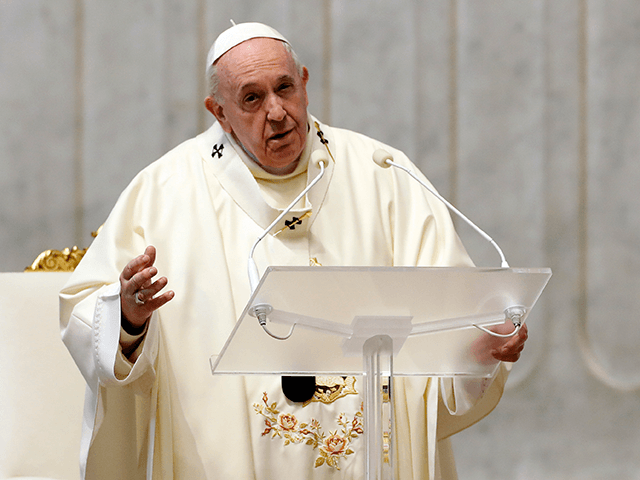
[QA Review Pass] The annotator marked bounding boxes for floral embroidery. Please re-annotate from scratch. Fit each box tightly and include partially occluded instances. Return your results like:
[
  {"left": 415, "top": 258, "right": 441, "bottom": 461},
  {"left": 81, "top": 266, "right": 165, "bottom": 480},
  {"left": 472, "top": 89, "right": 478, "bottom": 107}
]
[{"left": 253, "top": 392, "right": 364, "bottom": 470}]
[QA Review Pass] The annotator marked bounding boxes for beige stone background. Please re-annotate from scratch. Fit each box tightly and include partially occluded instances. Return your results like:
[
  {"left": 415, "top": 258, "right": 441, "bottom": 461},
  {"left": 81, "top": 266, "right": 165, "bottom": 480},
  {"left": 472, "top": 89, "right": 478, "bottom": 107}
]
[{"left": 1, "top": 0, "right": 639, "bottom": 478}]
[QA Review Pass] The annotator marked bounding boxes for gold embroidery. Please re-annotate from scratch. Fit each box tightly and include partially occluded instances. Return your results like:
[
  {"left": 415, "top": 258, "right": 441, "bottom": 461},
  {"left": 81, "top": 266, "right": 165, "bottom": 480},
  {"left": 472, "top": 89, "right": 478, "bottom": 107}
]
[
  {"left": 254, "top": 392, "right": 363, "bottom": 471},
  {"left": 314, "top": 122, "right": 336, "bottom": 164},
  {"left": 383, "top": 431, "right": 391, "bottom": 464},
  {"left": 305, "top": 376, "right": 358, "bottom": 406},
  {"left": 309, "top": 257, "right": 322, "bottom": 266}
]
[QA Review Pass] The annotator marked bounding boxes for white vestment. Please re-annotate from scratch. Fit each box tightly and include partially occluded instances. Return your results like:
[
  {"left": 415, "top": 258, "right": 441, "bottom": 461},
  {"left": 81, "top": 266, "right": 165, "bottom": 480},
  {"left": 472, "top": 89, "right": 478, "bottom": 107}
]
[{"left": 60, "top": 116, "right": 510, "bottom": 480}]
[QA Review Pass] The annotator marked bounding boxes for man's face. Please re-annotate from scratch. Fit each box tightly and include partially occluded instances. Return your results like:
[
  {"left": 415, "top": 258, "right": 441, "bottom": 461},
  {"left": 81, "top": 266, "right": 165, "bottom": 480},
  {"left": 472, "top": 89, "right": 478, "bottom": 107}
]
[{"left": 206, "top": 38, "right": 309, "bottom": 175}]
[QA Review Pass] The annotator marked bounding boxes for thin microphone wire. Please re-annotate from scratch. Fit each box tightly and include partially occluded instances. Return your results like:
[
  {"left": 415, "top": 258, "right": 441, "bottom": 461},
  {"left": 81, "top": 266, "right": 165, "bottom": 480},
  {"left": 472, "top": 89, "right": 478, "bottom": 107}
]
[
  {"left": 386, "top": 160, "right": 510, "bottom": 269},
  {"left": 376, "top": 152, "right": 520, "bottom": 339},
  {"left": 248, "top": 159, "right": 327, "bottom": 293},
  {"left": 473, "top": 322, "right": 522, "bottom": 338}
]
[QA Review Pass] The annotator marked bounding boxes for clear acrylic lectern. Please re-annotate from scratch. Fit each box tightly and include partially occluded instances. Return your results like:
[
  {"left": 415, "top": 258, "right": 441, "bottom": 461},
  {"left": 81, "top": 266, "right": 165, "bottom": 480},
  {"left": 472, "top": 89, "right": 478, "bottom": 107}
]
[{"left": 210, "top": 266, "right": 551, "bottom": 479}]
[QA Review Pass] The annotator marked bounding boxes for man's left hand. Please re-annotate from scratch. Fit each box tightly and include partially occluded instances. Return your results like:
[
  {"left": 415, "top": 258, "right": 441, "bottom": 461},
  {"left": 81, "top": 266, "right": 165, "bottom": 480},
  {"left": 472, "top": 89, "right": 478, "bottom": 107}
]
[{"left": 490, "top": 323, "right": 528, "bottom": 362}]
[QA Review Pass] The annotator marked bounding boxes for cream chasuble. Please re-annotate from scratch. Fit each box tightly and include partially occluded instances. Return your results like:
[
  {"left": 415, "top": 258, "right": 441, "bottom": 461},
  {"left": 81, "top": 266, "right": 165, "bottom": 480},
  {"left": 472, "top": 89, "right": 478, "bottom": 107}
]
[{"left": 60, "top": 115, "right": 510, "bottom": 480}]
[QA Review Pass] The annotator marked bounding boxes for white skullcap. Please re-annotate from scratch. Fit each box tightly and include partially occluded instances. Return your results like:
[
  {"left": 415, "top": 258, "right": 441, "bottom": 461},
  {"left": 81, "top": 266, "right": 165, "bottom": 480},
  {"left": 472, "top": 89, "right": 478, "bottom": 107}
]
[{"left": 206, "top": 22, "right": 289, "bottom": 71}]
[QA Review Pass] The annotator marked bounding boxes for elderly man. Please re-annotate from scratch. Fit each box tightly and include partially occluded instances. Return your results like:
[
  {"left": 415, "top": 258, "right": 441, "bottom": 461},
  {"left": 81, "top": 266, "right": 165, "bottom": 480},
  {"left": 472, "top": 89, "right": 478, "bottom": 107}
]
[{"left": 61, "top": 22, "right": 526, "bottom": 480}]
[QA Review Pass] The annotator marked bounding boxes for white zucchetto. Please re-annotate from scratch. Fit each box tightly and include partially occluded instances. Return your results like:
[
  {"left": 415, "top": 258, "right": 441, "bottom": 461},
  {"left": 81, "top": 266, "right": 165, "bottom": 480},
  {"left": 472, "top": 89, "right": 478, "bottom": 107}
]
[{"left": 206, "top": 22, "right": 289, "bottom": 73}]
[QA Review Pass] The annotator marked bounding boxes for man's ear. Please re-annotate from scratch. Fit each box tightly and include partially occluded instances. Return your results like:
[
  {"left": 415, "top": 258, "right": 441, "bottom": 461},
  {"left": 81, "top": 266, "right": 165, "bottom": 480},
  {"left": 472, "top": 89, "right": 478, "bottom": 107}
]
[
  {"left": 205, "top": 96, "right": 232, "bottom": 133},
  {"left": 301, "top": 66, "right": 310, "bottom": 107}
]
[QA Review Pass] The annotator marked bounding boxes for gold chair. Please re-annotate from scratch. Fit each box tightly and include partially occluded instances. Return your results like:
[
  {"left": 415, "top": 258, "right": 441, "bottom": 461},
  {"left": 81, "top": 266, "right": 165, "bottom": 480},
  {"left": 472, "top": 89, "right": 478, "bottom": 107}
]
[{"left": 24, "top": 227, "right": 101, "bottom": 272}]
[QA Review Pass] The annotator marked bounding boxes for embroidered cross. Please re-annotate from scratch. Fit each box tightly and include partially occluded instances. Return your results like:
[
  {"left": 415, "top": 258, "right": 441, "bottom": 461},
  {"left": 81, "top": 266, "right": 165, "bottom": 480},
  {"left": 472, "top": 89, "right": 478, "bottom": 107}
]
[
  {"left": 316, "top": 129, "right": 329, "bottom": 145},
  {"left": 274, "top": 211, "right": 312, "bottom": 236},
  {"left": 212, "top": 144, "right": 224, "bottom": 158},
  {"left": 285, "top": 217, "right": 303, "bottom": 230}
]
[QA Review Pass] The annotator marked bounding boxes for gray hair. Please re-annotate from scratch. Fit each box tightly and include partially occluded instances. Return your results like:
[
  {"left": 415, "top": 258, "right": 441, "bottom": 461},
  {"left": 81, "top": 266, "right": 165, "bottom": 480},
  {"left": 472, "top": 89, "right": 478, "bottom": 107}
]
[{"left": 207, "top": 41, "right": 305, "bottom": 103}]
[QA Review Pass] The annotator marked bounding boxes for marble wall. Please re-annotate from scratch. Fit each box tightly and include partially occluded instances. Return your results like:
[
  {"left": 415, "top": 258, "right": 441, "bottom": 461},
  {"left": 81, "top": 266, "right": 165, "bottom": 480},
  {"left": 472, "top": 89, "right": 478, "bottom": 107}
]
[{"left": 1, "top": 0, "right": 639, "bottom": 478}]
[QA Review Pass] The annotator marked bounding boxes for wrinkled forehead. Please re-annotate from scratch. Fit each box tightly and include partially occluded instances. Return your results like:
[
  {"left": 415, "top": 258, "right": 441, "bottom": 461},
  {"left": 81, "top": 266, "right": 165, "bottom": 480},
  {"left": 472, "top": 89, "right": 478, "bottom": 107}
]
[{"left": 215, "top": 38, "right": 298, "bottom": 94}]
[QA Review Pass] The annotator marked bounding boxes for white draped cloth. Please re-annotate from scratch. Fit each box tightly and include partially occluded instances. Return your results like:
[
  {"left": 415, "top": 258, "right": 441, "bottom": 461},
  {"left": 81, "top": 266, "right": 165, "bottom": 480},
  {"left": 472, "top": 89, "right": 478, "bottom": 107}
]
[{"left": 60, "top": 115, "right": 510, "bottom": 480}]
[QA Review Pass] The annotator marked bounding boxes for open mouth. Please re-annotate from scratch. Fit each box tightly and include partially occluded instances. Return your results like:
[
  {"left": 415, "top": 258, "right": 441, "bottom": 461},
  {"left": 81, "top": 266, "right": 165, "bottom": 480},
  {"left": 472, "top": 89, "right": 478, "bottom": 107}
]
[{"left": 269, "top": 129, "right": 292, "bottom": 141}]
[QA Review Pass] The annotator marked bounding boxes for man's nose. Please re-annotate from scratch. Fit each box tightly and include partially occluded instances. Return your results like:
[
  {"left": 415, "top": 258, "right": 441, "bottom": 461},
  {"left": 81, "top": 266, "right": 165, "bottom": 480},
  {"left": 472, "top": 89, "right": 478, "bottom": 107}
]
[{"left": 265, "top": 94, "right": 286, "bottom": 122}]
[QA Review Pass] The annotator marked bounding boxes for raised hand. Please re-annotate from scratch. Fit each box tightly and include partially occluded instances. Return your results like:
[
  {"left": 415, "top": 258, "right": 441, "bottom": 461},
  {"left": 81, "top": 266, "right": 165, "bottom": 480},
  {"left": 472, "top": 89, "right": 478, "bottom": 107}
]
[{"left": 119, "top": 245, "right": 174, "bottom": 333}]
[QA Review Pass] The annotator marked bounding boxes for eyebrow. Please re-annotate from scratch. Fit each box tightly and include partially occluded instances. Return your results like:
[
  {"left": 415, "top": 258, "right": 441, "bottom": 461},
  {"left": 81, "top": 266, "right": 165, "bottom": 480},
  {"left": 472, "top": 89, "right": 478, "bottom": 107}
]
[{"left": 238, "top": 74, "right": 296, "bottom": 93}]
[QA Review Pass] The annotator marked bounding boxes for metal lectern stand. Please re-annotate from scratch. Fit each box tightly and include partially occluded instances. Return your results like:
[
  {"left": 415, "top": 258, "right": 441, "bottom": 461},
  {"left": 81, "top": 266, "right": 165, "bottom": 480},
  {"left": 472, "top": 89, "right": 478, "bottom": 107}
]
[{"left": 210, "top": 266, "right": 551, "bottom": 479}]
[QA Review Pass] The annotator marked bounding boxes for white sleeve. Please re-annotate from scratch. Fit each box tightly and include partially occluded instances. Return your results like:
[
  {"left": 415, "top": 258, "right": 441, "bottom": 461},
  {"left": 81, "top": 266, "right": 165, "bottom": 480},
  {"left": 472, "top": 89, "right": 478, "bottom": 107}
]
[
  {"left": 440, "top": 363, "right": 512, "bottom": 415},
  {"left": 92, "top": 282, "right": 159, "bottom": 389},
  {"left": 61, "top": 281, "right": 159, "bottom": 395}
]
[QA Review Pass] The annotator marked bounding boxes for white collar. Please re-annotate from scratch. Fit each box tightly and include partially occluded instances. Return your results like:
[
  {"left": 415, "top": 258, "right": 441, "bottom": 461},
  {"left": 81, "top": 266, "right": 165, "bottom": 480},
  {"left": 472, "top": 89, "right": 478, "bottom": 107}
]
[{"left": 227, "top": 124, "right": 312, "bottom": 181}]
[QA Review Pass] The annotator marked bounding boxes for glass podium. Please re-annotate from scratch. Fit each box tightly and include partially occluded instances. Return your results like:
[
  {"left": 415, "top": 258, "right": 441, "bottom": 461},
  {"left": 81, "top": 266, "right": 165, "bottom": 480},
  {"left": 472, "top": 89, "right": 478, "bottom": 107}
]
[{"left": 210, "top": 266, "right": 551, "bottom": 479}]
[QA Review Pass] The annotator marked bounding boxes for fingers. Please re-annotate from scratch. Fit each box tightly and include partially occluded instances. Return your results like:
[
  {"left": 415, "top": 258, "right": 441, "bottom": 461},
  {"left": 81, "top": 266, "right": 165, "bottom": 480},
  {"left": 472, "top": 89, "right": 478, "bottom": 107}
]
[
  {"left": 121, "top": 246, "right": 158, "bottom": 282},
  {"left": 492, "top": 341, "right": 525, "bottom": 362},
  {"left": 121, "top": 253, "right": 151, "bottom": 282},
  {"left": 491, "top": 323, "right": 529, "bottom": 362},
  {"left": 127, "top": 266, "right": 159, "bottom": 294},
  {"left": 132, "top": 274, "right": 167, "bottom": 304},
  {"left": 139, "top": 289, "right": 175, "bottom": 312},
  {"left": 144, "top": 245, "right": 157, "bottom": 266},
  {"left": 120, "top": 246, "right": 173, "bottom": 329}
]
